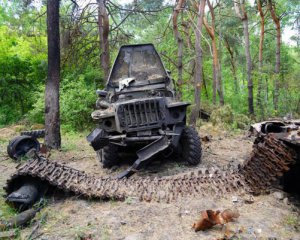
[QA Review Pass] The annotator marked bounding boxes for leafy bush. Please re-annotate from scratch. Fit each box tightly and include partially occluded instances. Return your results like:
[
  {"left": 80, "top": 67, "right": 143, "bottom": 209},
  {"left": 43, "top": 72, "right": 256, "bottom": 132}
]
[
  {"left": 27, "top": 73, "right": 98, "bottom": 131},
  {"left": 233, "top": 113, "right": 252, "bottom": 130},
  {"left": 211, "top": 105, "right": 234, "bottom": 126},
  {"left": 210, "top": 105, "right": 252, "bottom": 130},
  {"left": 60, "top": 74, "right": 96, "bottom": 130},
  {"left": 27, "top": 86, "right": 45, "bottom": 124}
]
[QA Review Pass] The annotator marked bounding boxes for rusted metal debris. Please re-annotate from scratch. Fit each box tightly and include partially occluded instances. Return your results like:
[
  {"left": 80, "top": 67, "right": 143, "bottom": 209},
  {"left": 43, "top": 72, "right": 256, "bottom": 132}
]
[
  {"left": 4, "top": 134, "right": 296, "bottom": 205},
  {"left": 250, "top": 120, "right": 300, "bottom": 195},
  {"left": 250, "top": 120, "right": 300, "bottom": 146},
  {"left": 192, "top": 209, "right": 239, "bottom": 232}
]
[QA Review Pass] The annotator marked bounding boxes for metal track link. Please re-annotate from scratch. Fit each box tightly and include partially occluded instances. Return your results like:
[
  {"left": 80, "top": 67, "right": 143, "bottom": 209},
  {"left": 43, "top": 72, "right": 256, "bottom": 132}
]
[{"left": 4, "top": 135, "right": 296, "bottom": 202}]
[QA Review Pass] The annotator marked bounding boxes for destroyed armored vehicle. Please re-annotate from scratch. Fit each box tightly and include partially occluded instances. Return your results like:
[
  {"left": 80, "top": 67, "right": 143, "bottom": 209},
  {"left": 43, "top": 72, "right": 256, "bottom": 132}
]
[{"left": 87, "top": 44, "right": 202, "bottom": 178}]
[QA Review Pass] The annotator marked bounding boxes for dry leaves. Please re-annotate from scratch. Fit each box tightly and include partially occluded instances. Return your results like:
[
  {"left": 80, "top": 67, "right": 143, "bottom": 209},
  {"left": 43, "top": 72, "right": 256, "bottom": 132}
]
[{"left": 192, "top": 209, "right": 240, "bottom": 232}]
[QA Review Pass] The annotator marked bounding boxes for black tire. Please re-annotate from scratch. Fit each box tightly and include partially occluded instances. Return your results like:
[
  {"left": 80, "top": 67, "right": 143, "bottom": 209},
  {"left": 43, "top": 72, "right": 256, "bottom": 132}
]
[
  {"left": 21, "top": 129, "right": 45, "bottom": 138},
  {"left": 180, "top": 126, "right": 202, "bottom": 165},
  {"left": 7, "top": 136, "right": 40, "bottom": 160},
  {"left": 96, "top": 144, "right": 119, "bottom": 168}
]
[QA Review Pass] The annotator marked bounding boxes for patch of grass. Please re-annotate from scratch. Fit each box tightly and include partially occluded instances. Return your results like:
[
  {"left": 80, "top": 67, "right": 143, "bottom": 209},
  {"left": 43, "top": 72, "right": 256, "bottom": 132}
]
[
  {"left": 74, "top": 228, "right": 95, "bottom": 240},
  {"left": 61, "top": 142, "right": 79, "bottom": 152},
  {"left": 0, "top": 189, "right": 17, "bottom": 219},
  {"left": 0, "top": 138, "right": 8, "bottom": 145},
  {"left": 69, "top": 222, "right": 99, "bottom": 240},
  {"left": 173, "top": 162, "right": 184, "bottom": 172},
  {"left": 109, "top": 198, "right": 119, "bottom": 207},
  {"left": 60, "top": 131, "right": 90, "bottom": 152},
  {"left": 99, "top": 225, "right": 111, "bottom": 240},
  {"left": 284, "top": 214, "right": 299, "bottom": 229},
  {"left": 13, "top": 125, "right": 26, "bottom": 133}
]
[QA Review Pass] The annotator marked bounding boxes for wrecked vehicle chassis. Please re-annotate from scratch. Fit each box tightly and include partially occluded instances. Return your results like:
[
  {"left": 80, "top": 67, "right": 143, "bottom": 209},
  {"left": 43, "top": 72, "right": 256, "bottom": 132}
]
[{"left": 87, "top": 44, "right": 202, "bottom": 178}]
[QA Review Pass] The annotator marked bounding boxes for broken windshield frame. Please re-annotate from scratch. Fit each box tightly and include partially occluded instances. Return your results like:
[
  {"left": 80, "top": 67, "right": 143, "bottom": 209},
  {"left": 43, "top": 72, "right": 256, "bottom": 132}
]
[{"left": 106, "top": 44, "right": 170, "bottom": 90}]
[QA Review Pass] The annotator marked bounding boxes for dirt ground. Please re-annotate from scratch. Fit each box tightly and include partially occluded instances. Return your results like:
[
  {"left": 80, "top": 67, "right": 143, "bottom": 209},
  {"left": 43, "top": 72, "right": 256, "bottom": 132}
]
[{"left": 0, "top": 124, "right": 299, "bottom": 240}]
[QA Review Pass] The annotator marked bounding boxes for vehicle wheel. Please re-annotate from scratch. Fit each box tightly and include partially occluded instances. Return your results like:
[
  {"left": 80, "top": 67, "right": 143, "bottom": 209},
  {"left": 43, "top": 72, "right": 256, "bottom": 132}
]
[
  {"left": 7, "top": 136, "right": 40, "bottom": 160},
  {"left": 96, "top": 144, "right": 119, "bottom": 168},
  {"left": 180, "top": 126, "right": 202, "bottom": 165}
]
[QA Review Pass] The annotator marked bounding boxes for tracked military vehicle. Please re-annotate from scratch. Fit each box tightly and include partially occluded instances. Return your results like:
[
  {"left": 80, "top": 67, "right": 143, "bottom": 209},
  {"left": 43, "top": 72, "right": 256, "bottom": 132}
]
[{"left": 87, "top": 44, "right": 202, "bottom": 178}]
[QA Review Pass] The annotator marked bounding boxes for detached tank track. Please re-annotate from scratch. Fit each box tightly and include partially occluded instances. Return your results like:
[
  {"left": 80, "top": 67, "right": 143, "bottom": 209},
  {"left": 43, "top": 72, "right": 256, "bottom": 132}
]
[
  {"left": 4, "top": 135, "right": 295, "bottom": 202},
  {"left": 20, "top": 129, "right": 45, "bottom": 138}
]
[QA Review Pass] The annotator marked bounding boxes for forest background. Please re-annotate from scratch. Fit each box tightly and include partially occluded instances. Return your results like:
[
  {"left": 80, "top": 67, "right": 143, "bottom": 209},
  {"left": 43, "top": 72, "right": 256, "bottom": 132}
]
[{"left": 0, "top": 0, "right": 299, "bottom": 132}]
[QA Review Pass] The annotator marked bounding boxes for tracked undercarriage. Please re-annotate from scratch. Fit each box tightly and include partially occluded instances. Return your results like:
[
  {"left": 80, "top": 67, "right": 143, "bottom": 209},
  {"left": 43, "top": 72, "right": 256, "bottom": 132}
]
[{"left": 4, "top": 134, "right": 296, "bottom": 204}]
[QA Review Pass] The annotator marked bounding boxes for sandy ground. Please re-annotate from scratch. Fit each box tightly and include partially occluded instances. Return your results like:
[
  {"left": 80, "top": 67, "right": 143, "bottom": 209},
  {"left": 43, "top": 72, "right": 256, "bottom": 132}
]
[{"left": 0, "top": 124, "right": 299, "bottom": 240}]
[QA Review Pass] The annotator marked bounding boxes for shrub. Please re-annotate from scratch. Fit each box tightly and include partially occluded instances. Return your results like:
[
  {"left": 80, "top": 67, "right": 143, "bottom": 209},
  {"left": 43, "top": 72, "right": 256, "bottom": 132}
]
[
  {"left": 60, "top": 76, "right": 96, "bottom": 130},
  {"left": 27, "top": 74, "right": 98, "bottom": 131},
  {"left": 233, "top": 113, "right": 252, "bottom": 130},
  {"left": 210, "top": 105, "right": 234, "bottom": 126},
  {"left": 210, "top": 105, "right": 252, "bottom": 130}
]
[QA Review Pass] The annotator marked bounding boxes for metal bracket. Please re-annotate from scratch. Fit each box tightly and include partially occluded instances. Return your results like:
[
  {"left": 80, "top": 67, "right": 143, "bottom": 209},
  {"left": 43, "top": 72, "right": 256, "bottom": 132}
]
[{"left": 116, "top": 135, "right": 170, "bottom": 179}]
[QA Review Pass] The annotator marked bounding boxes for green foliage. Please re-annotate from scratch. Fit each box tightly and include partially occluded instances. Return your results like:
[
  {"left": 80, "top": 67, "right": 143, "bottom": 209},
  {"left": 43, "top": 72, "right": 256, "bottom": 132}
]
[
  {"left": 28, "top": 72, "right": 100, "bottom": 131},
  {"left": 0, "top": 2, "right": 104, "bottom": 130},
  {"left": 234, "top": 113, "right": 252, "bottom": 130},
  {"left": 60, "top": 74, "right": 96, "bottom": 131},
  {"left": 26, "top": 86, "right": 45, "bottom": 124},
  {"left": 0, "top": 25, "right": 47, "bottom": 125},
  {"left": 0, "top": 187, "right": 16, "bottom": 219},
  {"left": 211, "top": 105, "right": 252, "bottom": 130},
  {"left": 211, "top": 105, "right": 234, "bottom": 126},
  {"left": 284, "top": 214, "right": 299, "bottom": 228},
  {"left": 0, "top": 0, "right": 299, "bottom": 132}
]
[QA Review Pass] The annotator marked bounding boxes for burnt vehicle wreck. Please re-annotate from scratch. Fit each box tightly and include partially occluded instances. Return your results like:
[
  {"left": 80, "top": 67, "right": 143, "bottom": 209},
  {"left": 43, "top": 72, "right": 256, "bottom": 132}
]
[
  {"left": 250, "top": 120, "right": 300, "bottom": 194},
  {"left": 4, "top": 45, "right": 299, "bottom": 212},
  {"left": 87, "top": 44, "right": 202, "bottom": 178}
]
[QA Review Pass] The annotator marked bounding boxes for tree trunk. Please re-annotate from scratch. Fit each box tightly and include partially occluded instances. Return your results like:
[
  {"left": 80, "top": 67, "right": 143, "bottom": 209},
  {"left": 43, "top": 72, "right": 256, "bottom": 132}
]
[
  {"left": 189, "top": 0, "right": 206, "bottom": 126},
  {"left": 257, "top": 0, "right": 265, "bottom": 117},
  {"left": 265, "top": 75, "right": 269, "bottom": 116},
  {"left": 218, "top": 3, "right": 224, "bottom": 103},
  {"left": 218, "top": 17, "right": 224, "bottom": 101},
  {"left": 203, "top": 0, "right": 224, "bottom": 105},
  {"left": 224, "top": 37, "right": 238, "bottom": 93},
  {"left": 98, "top": 0, "right": 110, "bottom": 81},
  {"left": 45, "top": 0, "right": 61, "bottom": 149},
  {"left": 173, "top": 0, "right": 185, "bottom": 100},
  {"left": 202, "top": 68, "right": 209, "bottom": 99},
  {"left": 203, "top": 17, "right": 216, "bottom": 104},
  {"left": 234, "top": 0, "right": 254, "bottom": 115},
  {"left": 243, "top": 19, "right": 254, "bottom": 114},
  {"left": 182, "top": 20, "right": 196, "bottom": 78},
  {"left": 268, "top": 0, "right": 281, "bottom": 111}
]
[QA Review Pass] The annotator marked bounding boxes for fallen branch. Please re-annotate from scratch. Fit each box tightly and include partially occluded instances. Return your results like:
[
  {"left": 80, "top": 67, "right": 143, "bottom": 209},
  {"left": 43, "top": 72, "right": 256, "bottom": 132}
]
[
  {"left": 0, "top": 230, "right": 17, "bottom": 239},
  {"left": 0, "top": 157, "right": 10, "bottom": 162},
  {"left": 27, "top": 212, "right": 48, "bottom": 240},
  {"left": 0, "top": 208, "right": 40, "bottom": 231}
]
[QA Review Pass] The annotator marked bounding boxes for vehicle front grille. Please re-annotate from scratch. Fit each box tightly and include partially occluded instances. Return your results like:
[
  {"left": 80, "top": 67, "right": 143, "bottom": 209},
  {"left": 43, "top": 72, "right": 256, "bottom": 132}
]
[{"left": 118, "top": 99, "right": 164, "bottom": 129}]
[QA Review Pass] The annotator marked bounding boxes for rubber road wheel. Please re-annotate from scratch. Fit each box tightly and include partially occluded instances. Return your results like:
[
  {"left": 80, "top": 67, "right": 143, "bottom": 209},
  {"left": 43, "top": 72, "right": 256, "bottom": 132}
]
[
  {"left": 180, "top": 126, "right": 202, "bottom": 165},
  {"left": 7, "top": 136, "right": 40, "bottom": 160},
  {"left": 97, "top": 144, "right": 119, "bottom": 168}
]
